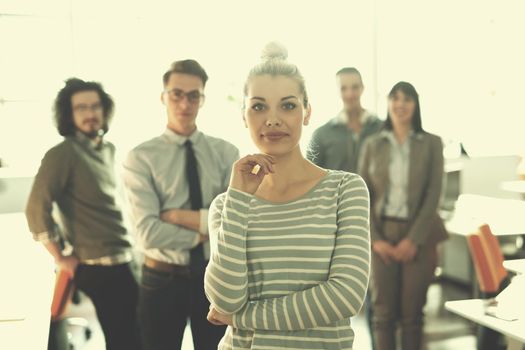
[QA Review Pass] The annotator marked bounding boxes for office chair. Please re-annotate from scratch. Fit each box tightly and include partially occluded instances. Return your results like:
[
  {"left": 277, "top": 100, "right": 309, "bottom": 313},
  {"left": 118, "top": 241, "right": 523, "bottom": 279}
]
[
  {"left": 466, "top": 224, "right": 511, "bottom": 350},
  {"left": 467, "top": 225, "right": 508, "bottom": 295}
]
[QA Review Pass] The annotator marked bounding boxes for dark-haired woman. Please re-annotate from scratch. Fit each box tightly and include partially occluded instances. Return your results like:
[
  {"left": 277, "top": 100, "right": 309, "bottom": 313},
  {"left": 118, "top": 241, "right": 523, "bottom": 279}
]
[{"left": 359, "top": 82, "right": 448, "bottom": 350}]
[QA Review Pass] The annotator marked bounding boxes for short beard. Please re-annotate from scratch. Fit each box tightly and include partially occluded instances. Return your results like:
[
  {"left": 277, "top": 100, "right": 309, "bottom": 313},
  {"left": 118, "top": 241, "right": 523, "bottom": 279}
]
[{"left": 80, "top": 128, "right": 104, "bottom": 139}]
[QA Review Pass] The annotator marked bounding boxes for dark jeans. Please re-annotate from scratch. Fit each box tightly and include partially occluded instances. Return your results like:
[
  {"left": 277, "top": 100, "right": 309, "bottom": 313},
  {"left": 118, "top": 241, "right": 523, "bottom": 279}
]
[
  {"left": 74, "top": 263, "right": 141, "bottom": 350},
  {"left": 138, "top": 264, "right": 226, "bottom": 350}
]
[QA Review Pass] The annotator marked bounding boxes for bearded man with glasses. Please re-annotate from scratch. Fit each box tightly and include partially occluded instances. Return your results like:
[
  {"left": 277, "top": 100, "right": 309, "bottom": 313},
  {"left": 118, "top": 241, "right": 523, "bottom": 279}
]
[
  {"left": 123, "top": 59, "right": 239, "bottom": 350},
  {"left": 25, "top": 78, "right": 141, "bottom": 350}
]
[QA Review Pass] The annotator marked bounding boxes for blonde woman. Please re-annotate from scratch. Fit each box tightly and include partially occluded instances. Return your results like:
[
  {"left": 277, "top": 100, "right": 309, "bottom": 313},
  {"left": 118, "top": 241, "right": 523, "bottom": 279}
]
[{"left": 204, "top": 43, "right": 371, "bottom": 350}]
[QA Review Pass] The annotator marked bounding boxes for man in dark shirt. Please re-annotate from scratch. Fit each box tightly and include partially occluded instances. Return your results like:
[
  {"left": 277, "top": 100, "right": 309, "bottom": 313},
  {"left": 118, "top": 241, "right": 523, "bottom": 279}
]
[
  {"left": 25, "top": 78, "right": 140, "bottom": 350},
  {"left": 307, "top": 67, "right": 383, "bottom": 173},
  {"left": 307, "top": 67, "right": 382, "bottom": 350}
]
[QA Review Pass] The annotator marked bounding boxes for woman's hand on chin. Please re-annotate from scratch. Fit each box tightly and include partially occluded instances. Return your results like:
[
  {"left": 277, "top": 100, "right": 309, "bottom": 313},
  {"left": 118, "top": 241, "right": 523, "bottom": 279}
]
[{"left": 229, "top": 153, "right": 275, "bottom": 194}]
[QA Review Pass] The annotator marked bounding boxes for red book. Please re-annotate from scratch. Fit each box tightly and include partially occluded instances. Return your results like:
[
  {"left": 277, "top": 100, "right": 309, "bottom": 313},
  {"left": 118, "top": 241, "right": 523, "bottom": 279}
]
[{"left": 50, "top": 269, "right": 74, "bottom": 321}]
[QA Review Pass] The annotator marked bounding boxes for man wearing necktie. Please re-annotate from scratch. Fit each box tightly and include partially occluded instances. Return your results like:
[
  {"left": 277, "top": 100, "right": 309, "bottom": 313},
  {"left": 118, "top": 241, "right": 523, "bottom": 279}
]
[{"left": 123, "top": 60, "right": 239, "bottom": 350}]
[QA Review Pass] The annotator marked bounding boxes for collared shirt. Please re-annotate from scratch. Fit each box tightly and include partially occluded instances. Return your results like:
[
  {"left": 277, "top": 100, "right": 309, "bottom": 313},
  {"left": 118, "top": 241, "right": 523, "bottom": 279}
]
[
  {"left": 307, "top": 109, "right": 383, "bottom": 174},
  {"left": 123, "top": 128, "right": 239, "bottom": 265},
  {"left": 335, "top": 109, "right": 371, "bottom": 131},
  {"left": 383, "top": 131, "right": 412, "bottom": 219},
  {"left": 336, "top": 109, "right": 371, "bottom": 144},
  {"left": 26, "top": 132, "right": 133, "bottom": 264}
]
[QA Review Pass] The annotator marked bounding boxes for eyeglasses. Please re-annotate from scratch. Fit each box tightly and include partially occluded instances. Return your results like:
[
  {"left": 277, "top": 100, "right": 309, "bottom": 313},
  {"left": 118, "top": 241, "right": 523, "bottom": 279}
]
[
  {"left": 73, "top": 103, "right": 103, "bottom": 113},
  {"left": 164, "top": 88, "right": 205, "bottom": 106}
]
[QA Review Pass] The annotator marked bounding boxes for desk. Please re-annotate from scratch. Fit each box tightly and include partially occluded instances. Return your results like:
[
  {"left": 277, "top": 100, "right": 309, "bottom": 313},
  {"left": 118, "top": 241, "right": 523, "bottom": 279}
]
[
  {"left": 0, "top": 213, "right": 55, "bottom": 350},
  {"left": 441, "top": 194, "right": 525, "bottom": 285},
  {"left": 501, "top": 181, "right": 525, "bottom": 194},
  {"left": 445, "top": 194, "right": 525, "bottom": 237},
  {"left": 503, "top": 259, "right": 525, "bottom": 274},
  {"left": 445, "top": 299, "right": 525, "bottom": 350}
]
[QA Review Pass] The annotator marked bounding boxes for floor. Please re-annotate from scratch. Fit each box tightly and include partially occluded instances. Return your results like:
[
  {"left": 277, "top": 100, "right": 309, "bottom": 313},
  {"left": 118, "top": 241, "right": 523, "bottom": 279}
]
[{"left": 63, "top": 278, "right": 479, "bottom": 350}]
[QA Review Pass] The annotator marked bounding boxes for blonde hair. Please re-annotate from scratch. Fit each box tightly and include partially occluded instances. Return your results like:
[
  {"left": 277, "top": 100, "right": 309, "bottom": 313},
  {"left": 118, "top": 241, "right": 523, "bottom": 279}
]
[{"left": 243, "top": 42, "right": 309, "bottom": 108}]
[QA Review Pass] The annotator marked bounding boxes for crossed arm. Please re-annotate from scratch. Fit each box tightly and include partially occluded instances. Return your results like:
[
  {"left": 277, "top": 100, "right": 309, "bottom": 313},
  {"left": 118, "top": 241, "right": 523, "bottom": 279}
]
[{"left": 204, "top": 175, "right": 371, "bottom": 331}]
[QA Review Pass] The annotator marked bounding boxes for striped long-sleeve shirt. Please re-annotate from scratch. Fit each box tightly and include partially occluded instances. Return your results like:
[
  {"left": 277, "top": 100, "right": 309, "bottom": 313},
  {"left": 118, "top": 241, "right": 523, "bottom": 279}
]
[{"left": 205, "top": 170, "right": 370, "bottom": 350}]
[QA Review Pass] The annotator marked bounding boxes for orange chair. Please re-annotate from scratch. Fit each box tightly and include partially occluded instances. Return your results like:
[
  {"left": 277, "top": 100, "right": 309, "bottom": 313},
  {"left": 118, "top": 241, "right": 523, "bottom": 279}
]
[
  {"left": 466, "top": 225, "right": 511, "bottom": 350},
  {"left": 466, "top": 224, "right": 508, "bottom": 294},
  {"left": 478, "top": 224, "right": 508, "bottom": 290}
]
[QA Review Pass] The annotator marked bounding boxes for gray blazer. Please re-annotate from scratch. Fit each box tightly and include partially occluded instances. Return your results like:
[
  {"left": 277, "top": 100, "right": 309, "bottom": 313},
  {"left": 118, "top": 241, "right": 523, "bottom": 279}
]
[{"left": 359, "top": 131, "right": 448, "bottom": 246}]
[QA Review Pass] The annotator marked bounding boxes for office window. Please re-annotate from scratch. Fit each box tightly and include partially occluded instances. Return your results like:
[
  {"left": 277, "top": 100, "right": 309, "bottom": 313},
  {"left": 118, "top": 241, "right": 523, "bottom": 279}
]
[
  {"left": 2, "top": 0, "right": 523, "bottom": 173},
  {"left": 2, "top": 0, "right": 377, "bottom": 170},
  {"left": 375, "top": 0, "right": 525, "bottom": 156},
  {"left": 0, "top": 3, "right": 71, "bottom": 171}
]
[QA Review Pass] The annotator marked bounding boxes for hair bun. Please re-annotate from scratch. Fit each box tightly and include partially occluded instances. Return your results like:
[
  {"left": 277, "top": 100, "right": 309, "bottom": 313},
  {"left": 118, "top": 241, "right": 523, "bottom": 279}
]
[{"left": 260, "top": 41, "right": 288, "bottom": 61}]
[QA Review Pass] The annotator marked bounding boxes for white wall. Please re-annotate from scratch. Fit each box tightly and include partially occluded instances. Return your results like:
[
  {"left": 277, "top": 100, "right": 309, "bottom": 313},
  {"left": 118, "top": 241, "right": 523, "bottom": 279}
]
[
  {"left": 0, "top": 174, "right": 33, "bottom": 214},
  {"left": 1, "top": 0, "right": 525, "bottom": 172}
]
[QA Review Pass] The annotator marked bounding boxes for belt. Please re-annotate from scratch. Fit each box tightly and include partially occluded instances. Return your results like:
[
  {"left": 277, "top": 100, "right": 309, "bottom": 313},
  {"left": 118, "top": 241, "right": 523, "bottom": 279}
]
[
  {"left": 382, "top": 216, "right": 409, "bottom": 223},
  {"left": 144, "top": 256, "right": 190, "bottom": 275}
]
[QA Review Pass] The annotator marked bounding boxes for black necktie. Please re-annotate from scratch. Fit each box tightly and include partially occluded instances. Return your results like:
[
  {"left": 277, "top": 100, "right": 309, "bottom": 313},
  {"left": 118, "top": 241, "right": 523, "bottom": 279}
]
[{"left": 185, "top": 140, "right": 205, "bottom": 270}]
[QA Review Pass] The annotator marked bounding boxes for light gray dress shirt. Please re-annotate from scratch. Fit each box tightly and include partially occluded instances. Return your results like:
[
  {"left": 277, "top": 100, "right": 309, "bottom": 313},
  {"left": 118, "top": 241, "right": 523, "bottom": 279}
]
[
  {"left": 383, "top": 131, "right": 411, "bottom": 219},
  {"left": 123, "top": 128, "right": 239, "bottom": 265}
]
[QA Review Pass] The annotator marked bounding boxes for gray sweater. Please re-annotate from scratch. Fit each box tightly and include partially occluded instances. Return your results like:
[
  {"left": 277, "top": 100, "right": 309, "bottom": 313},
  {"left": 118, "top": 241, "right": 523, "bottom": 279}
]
[
  {"left": 205, "top": 171, "right": 370, "bottom": 349},
  {"left": 25, "top": 135, "right": 132, "bottom": 261}
]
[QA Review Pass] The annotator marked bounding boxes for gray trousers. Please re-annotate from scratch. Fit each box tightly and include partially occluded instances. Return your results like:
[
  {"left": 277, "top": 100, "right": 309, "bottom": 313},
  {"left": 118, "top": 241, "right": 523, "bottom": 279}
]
[{"left": 370, "top": 219, "right": 437, "bottom": 350}]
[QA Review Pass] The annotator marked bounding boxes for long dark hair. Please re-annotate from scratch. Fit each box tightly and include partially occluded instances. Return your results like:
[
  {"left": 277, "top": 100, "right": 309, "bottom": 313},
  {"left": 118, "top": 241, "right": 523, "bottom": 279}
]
[
  {"left": 53, "top": 78, "right": 114, "bottom": 136},
  {"left": 384, "top": 81, "right": 424, "bottom": 132}
]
